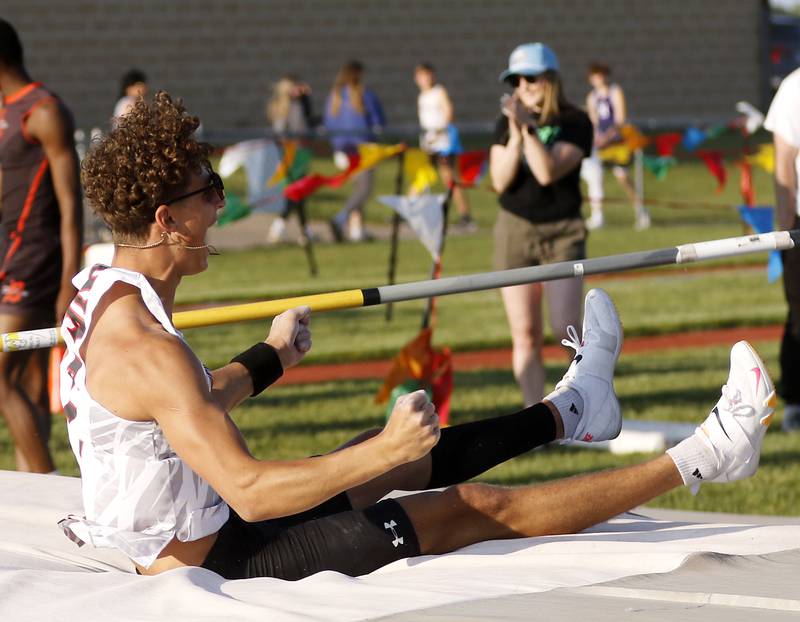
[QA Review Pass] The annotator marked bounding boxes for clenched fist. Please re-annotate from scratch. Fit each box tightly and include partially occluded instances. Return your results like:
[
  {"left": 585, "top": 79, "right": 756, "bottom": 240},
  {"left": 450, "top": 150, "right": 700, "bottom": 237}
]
[
  {"left": 265, "top": 306, "right": 312, "bottom": 370},
  {"left": 380, "top": 390, "right": 440, "bottom": 466}
]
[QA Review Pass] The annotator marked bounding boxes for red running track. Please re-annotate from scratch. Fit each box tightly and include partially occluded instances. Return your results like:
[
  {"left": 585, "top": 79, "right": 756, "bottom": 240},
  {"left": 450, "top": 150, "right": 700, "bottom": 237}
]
[{"left": 278, "top": 324, "right": 783, "bottom": 386}]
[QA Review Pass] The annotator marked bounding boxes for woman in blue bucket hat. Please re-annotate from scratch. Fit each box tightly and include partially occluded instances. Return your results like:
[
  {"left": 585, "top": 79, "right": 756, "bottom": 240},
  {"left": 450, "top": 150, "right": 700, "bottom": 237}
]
[{"left": 490, "top": 43, "right": 594, "bottom": 407}]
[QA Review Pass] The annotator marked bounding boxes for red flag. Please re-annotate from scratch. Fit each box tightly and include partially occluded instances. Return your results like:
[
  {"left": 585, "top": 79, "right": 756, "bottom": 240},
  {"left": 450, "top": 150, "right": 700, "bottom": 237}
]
[
  {"left": 654, "top": 133, "right": 682, "bottom": 157},
  {"left": 430, "top": 347, "right": 453, "bottom": 426},
  {"left": 284, "top": 145, "right": 404, "bottom": 201},
  {"left": 696, "top": 150, "right": 726, "bottom": 191},
  {"left": 458, "top": 150, "right": 488, "bottom": 187},
  {"left": 375, "top": 327, "right": 454, "bottom": 426},
  {"left": 738, "top": 160, "right": 755, "bottom": 207},
  {"left": 284, "top": 174, "right": 329, "bottom": 202}
]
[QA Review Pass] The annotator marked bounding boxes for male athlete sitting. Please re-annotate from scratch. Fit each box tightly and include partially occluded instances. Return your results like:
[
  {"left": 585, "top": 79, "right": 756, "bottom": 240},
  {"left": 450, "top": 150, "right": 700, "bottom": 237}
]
[{"left": 59, "top": 92, "right": 776, "bottom": 580}]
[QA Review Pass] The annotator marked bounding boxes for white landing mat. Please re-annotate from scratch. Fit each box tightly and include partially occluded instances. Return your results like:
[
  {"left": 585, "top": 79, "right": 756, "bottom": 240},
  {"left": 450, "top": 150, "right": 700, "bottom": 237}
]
[{"left": 1, "top": 471, "right": 798, "bottom": 622}]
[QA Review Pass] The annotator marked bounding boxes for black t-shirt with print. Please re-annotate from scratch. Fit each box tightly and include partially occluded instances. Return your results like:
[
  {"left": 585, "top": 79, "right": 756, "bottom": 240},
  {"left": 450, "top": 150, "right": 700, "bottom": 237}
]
[{"left": 493, "top": 105, "right": 593, "bottom": 223}]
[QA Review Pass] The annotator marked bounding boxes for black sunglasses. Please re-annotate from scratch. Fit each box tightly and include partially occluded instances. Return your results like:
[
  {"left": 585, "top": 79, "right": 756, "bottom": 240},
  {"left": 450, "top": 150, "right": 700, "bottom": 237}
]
[
  {"left": 164, "top": 172, "right": 225, "bottom": 205},
  {"left": 509, "top": 74, "right": 542, "bottom": 88}
]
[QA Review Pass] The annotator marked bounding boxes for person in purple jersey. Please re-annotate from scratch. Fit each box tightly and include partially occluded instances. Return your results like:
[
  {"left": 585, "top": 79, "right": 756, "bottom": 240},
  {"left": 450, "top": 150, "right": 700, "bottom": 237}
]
[
  {"left": 0, "top": 19, "right": 82, "bottom": 472},
  {"left": 580, "top": 62, "right": 650, "bottom": 231}
]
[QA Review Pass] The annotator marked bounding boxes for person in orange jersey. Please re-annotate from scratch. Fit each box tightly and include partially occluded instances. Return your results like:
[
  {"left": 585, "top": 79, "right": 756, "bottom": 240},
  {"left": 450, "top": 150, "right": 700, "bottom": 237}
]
[{"left": 0, "top": 19, "right": 82, "bottom": 472}]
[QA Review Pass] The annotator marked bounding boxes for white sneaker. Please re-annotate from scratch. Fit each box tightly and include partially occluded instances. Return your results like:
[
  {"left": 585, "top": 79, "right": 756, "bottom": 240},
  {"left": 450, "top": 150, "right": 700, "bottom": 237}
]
[
  {"left": 693, "top": 341, "right": 776, "bottom": 484},
  {"left": 586, "top": 212, "right": 604, "bottom": 230},
  {"left": 267, "top": 217, "right": 287, "bottom": 244},
  {"left": 634, "top": 208, "right": 651, "bottom": 231},
  {"left": 556, "top": 288, "right": 623, "bottom": 442}
]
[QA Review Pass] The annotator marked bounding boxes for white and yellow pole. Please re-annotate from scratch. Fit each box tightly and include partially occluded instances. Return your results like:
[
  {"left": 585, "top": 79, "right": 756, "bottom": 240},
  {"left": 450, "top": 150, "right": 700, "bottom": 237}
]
[{"left": 4, "top": 230, "right": 797, "bottom": 352}]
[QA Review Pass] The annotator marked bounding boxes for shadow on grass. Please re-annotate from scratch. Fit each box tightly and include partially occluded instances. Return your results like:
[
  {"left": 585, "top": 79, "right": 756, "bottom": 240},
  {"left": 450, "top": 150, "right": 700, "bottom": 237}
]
[
  {"left": 759, "top": 448, "right": 800, "bottom": 467},
  {"left": 250, "top": 383, "right": 377, "bottom": 405},
  {"left": 621, "top": 386, "right": 719, "bottom": 413}
]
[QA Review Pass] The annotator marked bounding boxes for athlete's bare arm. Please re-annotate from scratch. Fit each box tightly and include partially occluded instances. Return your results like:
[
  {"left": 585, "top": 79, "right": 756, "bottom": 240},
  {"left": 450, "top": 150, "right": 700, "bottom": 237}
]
[
  {"left": 25, "top": 98, "right": 82, "bottom": 321},
  {"left": 85, "top": 288, "right": 440, "bottom": 522},
  {"left": 585, "top": 92, "right": 599, "bottom": 128},
  {"left": 440, "top": 87, "right": 454, "bottom": 125},
  {"left": 774, "top": 133, "right": 798, "bottom": 231},
  {"left": 611, "top": 85, "right": 627, "bottom": 127}
]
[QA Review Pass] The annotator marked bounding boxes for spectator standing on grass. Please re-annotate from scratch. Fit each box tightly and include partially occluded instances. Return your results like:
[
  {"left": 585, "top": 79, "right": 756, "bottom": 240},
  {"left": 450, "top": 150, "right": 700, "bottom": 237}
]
[
  {"left": 266, "top": 75, "right": 315, "bottom": 244},
  {"left": 324, "top": 60, "right": 385, "bottom": 242},
  {"left": 490, "top": 43, "right": 593, "bottom": 407},
  {"left": 765, "top": 66, "right": 800, "bottom": 432},
  {"left": 580, "top": 62, "right": 650, "bottom": 231},
  {"left": 414, "top": 63, "right": 475, "bottom": 231},
  {"left": 0, "top": 19, "right": 82, "bottom": 472},
  {"left": 112, "top": 69, "right": 148, "bottom": 127}
]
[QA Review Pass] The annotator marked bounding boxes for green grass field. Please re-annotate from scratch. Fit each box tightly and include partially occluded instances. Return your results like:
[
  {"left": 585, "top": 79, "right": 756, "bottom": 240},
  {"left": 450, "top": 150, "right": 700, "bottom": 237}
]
[{"left": 2, "top": 143, "right": 798, "bottom": 516}]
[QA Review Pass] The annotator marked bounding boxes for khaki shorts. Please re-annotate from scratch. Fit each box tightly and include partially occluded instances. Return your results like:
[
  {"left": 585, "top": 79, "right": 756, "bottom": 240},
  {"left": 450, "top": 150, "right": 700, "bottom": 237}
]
[{"left": 493, "top": 210, "right": 586, "bottom": 270}]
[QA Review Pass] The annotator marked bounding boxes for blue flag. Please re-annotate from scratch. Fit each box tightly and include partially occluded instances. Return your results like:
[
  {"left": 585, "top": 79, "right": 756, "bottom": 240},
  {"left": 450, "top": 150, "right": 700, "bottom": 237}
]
[
  {"left": 737, "top": 205, "right": 782, "bottom": 282},
  {"left": 682, "top": 126, "right": 707, "bottom": 152}
]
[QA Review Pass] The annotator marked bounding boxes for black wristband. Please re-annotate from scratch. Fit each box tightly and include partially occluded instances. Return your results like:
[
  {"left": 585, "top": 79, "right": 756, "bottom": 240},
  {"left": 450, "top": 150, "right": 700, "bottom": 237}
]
[{"left": 230, "top": 342, "right": 283, "bottom": 396}]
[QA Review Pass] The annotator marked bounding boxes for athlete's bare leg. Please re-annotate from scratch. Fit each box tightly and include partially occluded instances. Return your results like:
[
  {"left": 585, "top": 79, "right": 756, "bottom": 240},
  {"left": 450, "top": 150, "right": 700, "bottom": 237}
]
[
  {"left": 501, "top": 282, "right": 545, "bottom": 407},
  {"left": 0, "top": 312, "right": 55, "bottom": 472},
  {"left": 436, "top": 157, "right": 472, "bottom": 221},
  {"left": 544, "top": 276, "right": 583, "bottom": 353},
  {"left": 398, "top": 455, "right": 682, "bottom": 554}
]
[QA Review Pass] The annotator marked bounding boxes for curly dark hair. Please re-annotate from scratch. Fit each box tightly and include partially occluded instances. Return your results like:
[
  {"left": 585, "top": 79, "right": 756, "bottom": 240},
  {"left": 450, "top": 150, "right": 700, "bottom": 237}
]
[{"left": 82, "top": 91, "right": 212, "bottom": 241}]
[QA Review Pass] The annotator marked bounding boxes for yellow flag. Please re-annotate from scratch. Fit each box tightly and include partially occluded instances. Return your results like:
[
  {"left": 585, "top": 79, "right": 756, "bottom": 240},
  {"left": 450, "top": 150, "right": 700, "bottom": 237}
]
[
  {"left": 599, "top": 143, "right": 632, "bottom": 165},
  {"left": 356, "top": 143, "right": 405, "bottom": 171},
  {"left": 405, "top": 148, "right": 439, "bottom": 193},
  {"left": 746, "top": 144, "right": 775, "bottom": 174},
  {"left": 267, "top": 140, "right": 298, "bottom": 187}
]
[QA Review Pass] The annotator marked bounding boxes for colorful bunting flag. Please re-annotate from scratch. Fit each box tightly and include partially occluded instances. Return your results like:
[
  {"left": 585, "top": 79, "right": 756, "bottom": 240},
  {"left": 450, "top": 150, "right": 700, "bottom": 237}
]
[
  {"left": 642, "top": 155, "right": 676, "bottom": 180},
  {"left": 705, "top": 124, "right": 727, "bottom": 140},
  {"left": 620, "top": 124, "right": 649, "bottom": 151},
  {"left": 378, "top": 193, "right": 445, "bottom": 259},
  {"left": 217, "top": 194, "right": 252, "bottom": 225},
  {"left": 267, "top": 141, "right": 297, "bottom": 187},
  {"left": 458, "top": 150, "right": 489, "bottom": 187},
  {"left": 696, "top": 150, "right": 726, "bottom": 191},
  {"left": 681, "top": 126, "right": 707, "bottom": 152},
  {"left": 218, "top": 139, "right": 287, "bottom": 218},
  {"left": 746, "top": 144, "right": 775, "bottom": 174},
  {"left": 737, "top": 160, "right": 755, "bottom": 207},
  {"left": 267, "top": 141, "right": 313, "bottom": 187},
  {"left": 284, "top": 143, "right": 405, "bottom": 202},
  {"left": 599, "top": 143, "right": 632, "bottom": 165},
  {"left": 737, "top": 205, "right": 782, "bottom": 282},
  {"left": 404, "top": 148, "right": 440, "bottom": 193},
  {"left": 735, "top": 101, "right": 765, "bottom": 135},
  {"left": 375, "top": 327, "right": 453, "bottom": 426},
  {"left": 655, "top": 133, "right": 683, "bottom": 157}
]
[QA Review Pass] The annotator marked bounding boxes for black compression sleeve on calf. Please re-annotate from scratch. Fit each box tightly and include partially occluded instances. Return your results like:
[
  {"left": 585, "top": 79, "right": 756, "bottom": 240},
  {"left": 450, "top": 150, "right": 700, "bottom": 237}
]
[
  {"left": 426, "top": 402, "right": 557, "bottom": 489},
  {"left": 230, "top": 343, "right": 283, "bottom": 396}
]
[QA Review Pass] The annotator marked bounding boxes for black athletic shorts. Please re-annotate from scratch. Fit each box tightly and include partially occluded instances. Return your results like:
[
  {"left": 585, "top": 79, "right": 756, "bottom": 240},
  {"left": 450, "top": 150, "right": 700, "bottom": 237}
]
[
  {"left": 0, "top": 227, "right": 61, "bottom": 320},
  {"left": 201, "top": 492, "right": 420, "bottom": 580}
]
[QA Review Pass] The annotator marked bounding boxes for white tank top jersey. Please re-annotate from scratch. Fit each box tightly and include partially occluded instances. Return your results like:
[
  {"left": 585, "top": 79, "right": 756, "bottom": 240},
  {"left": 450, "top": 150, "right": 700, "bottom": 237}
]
[
  {"left": 417, "top": 84, "right": 449, "bottom": 131},
  {"left": 765, "top": 67, "right": 800, "bottom": 216},
  {"left": 58, "top": 264, "right": 229, "bottom": 568}
]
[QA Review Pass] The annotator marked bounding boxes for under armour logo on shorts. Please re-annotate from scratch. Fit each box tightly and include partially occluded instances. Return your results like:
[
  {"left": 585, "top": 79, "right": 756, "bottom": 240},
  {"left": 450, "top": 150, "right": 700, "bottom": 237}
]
[{"left": 384, "top": 520, "right": 404, "bottom": 547}]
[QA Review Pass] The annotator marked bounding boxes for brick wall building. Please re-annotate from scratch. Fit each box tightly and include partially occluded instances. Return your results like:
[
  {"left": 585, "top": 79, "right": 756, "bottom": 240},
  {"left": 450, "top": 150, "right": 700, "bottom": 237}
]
[{"left": 3, "top": 0, "right": 769, "bottom": 138}]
